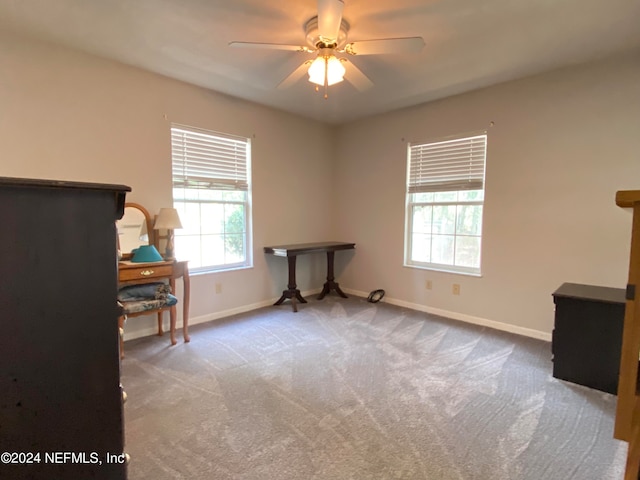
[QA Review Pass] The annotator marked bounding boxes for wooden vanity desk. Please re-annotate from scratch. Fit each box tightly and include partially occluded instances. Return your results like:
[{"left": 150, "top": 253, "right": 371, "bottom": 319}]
[
  {"left": 118, "top": 259, "right": 190, "bottom": 345},
  {"left": 117, "top": 202, "right": 190, "bottom": 350}
]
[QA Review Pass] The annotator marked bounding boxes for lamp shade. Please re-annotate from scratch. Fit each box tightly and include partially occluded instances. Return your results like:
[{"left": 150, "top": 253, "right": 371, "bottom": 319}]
[
  {"left": 308, "top": 54, "right": 345, "bottom": 86},
  {"left": 154, "top": 208, "right": 182, "bottom": 230},
  {"left": 131, "top": 244, "right": 163, "bottom": 263}
]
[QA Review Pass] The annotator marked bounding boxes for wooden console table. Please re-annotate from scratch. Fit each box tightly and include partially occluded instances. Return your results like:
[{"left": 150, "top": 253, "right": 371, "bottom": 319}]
[
  {"left": 264, "top": 241, "right": 355, "bottom": 312},
  {"left": 118, "top": 259, "right": 190, "bottom": 346}
]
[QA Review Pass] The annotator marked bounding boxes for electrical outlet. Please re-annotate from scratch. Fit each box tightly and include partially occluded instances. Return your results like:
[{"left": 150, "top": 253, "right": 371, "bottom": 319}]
[
  {"left": 215, "top": 283, "right": 222, "bottom": 294},
  {"left": 452, "top": 284, "right": 460, "bottom": 295},
  {"left": 426, "top": 280, "right": 432, "bottom": 290}
]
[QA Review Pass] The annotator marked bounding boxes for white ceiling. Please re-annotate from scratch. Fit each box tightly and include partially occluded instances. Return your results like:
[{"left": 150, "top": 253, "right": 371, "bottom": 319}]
[{"left": 2, "top": 0, "right": 639, "bottom": 125}]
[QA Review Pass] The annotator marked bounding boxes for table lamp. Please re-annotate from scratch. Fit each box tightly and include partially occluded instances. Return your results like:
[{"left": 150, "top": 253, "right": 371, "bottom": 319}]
[{"left": 154, "top": 208, "right": 182, "bottom": 261}]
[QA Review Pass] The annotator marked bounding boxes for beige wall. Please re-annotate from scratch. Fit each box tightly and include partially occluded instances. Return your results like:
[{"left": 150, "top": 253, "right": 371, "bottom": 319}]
[
  {"left": 0, "top": 32, "right": 334, "bottom": 338},
  {"left": 3, "top": 30, "right": 639, "bottom": 340},
  {"left": 333, "top": 52, "right": 640, "bottom": 337}
]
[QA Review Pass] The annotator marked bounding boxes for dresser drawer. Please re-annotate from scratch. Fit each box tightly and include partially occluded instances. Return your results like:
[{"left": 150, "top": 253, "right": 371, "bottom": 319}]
[{"left": 119, "top": 264, "right": 173, "bottom": 282}]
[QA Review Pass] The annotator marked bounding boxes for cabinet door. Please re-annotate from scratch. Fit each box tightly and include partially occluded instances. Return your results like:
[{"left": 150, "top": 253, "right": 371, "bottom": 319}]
[
  {"left": 552, "top": 297, "right": 624, "bottom": 395},
  {"left": 0, "top": 185, "right": 126, "bottom": 479}
]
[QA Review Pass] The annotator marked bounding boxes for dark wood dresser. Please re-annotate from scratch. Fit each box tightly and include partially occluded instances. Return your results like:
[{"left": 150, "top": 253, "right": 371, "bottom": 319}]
[
  {"left": 552, "top": 282, "right": 626, "bottom": 395},
  {"left": 0, "top": 177, "right": 130, "bottom": 479}
]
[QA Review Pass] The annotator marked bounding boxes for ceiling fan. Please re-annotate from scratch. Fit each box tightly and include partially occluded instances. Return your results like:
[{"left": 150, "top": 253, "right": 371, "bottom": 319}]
[{"left": 229, "top": 0, "right": 425, "bottom": 98}]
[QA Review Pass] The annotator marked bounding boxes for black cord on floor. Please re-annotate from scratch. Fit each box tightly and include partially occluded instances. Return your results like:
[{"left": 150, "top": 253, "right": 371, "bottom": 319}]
[{"left": 367, "top": 289, "right": 385, "bottom": 303}]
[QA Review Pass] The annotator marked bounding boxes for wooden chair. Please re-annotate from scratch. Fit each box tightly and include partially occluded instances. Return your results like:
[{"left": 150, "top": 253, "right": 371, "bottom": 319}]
[{"left": 118, "top": 293, "right": 176, "bottom": 358}]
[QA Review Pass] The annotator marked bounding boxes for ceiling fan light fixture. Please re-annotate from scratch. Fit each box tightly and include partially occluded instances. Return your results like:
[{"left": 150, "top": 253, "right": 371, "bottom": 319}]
[
  {"left": 308, "top": 53, "right": 345, "bottom": 86},
  {"left": 230, "top": 0, "right": 424, "bottom": 96}
]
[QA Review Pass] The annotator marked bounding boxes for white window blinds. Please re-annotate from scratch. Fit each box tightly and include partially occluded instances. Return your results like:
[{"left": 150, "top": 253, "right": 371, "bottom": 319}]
[
  {"left": 171, "top": 125, "right": 249, "bottom": 191},
  {"left": 408, "top": 133, "right": 487, "bottom": 193}
]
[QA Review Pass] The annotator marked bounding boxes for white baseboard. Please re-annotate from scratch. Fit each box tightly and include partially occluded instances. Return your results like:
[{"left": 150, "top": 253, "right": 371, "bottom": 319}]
[
  {"left": 124, "top": 287, "right": 551, "bottom": 343},
  {"left": 123, "top": 288, "right": 322, "bottom": 342},
  {"left": 342, "top": 288, "right": 552, "bottom": 342}
]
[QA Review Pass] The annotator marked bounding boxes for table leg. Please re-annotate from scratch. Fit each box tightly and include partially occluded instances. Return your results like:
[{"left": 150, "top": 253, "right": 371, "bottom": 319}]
[
  {"left": 274, "top": 255, "right": 307, "bottom": 312},
  {"left": 182, "top": 263, "right": 190, "bottom": 343},
  {"left": 169, "top": 305, "right": 177, "bottom": 346},
  {"left": 318, "top": 251, "right": 348, "bottom": 300},
  {"left": 169, "top": 277, "right": 178, "bottom": 346},
  {"left": 169, "top": 278, "right": 178, "bottom": 345},
  {"left": 156, "top": 312, "right": 163, "bottom": 336}
]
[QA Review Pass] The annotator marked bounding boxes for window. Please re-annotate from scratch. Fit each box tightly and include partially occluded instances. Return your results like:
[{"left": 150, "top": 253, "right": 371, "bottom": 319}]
[
  {"left": 171, "top": 124, "right": 252, "bottom": 272},
  {"left": 405, "top": 133, "right": 487, "bottom": 275}
]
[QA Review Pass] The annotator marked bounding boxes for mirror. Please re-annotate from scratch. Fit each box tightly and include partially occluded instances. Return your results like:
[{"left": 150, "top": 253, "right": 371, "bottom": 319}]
[{"left": 116, "top": 203, "right": 155, "bottom": 258}]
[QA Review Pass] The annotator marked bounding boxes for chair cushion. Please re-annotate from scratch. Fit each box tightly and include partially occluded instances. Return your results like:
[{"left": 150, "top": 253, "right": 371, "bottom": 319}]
[
  {"left": 118, "top": 282, "right": 172, "bottom": 302},
  {"left": 118, "top": 282, "right": 178, "bottom": 315}
]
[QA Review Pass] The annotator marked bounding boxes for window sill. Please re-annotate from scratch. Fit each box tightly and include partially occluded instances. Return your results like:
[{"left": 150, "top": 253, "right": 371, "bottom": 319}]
[
  {"left": 189, "top": 264, "right": 254, "bottom": 276},
  {"left": 403, "top": 263, "right": 482, "bottom": 278}
]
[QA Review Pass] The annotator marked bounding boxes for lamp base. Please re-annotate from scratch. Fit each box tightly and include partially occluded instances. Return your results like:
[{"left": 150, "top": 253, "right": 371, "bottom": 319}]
[
  {"left": 164, "top": 248, "right": 175, "bottom": 262},
  {"left": 164, "top": 231, "right": 176, "bottom": 262}
]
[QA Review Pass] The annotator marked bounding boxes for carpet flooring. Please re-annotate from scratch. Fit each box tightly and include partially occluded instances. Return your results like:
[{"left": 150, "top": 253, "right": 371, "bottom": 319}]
[{"left": 121, "top": 296, "right": 626, "bottom": 479}]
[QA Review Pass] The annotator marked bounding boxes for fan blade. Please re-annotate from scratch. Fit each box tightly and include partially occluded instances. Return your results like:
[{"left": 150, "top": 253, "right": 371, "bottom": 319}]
[
  {"left": 343, "top": 37, "right": 425, "bottom": 55},
  {"left": 277, "top": 60, "right": 313, "bottom": 90},
  {"left": 341, "top": 58, "right": 374, "bottom": 92},
  {"left": 317, "top": 0, "right": 344, "bottom": 41},
  {"left": 229, "top": 41, "right": 312, "bottom": 53}
]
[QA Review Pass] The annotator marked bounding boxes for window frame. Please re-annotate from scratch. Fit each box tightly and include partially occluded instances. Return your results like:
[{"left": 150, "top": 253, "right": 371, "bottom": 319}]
[
  {"left": 404, "top": 132, "right": 487, "bottom": 276},
  {"left": 170, "top": 124, "right": 252, "bottom": 274}
]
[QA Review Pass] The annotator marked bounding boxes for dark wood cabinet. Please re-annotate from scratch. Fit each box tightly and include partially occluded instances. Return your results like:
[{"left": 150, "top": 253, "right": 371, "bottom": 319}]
[
  {"left": 0, "top": 177, "right": 130, "bottom": 480},
  {"left": 552, "top": 282, "right": 626, "bottom": 395}
]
